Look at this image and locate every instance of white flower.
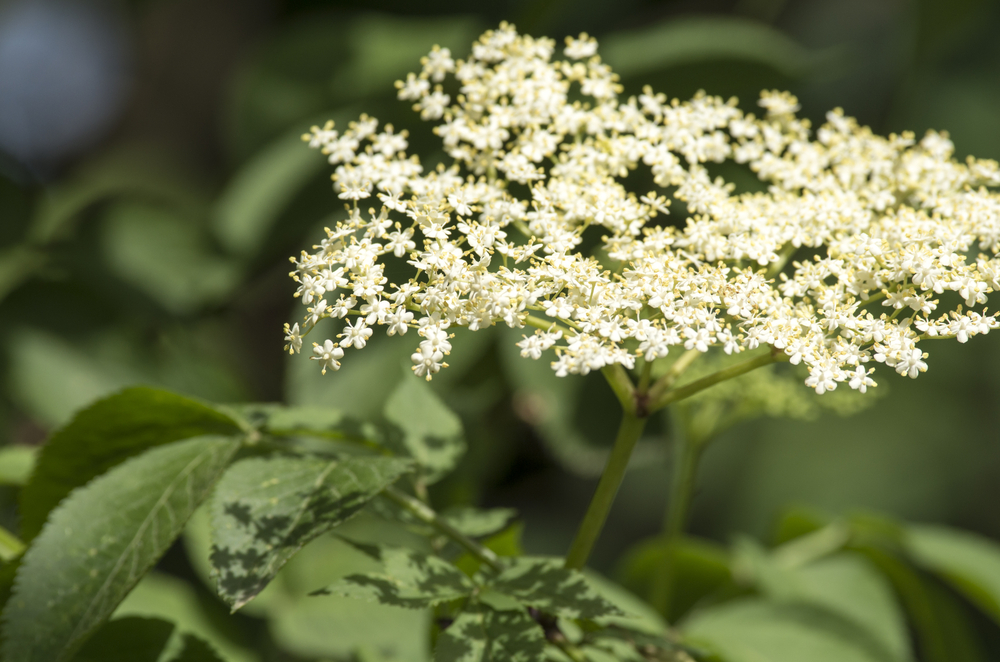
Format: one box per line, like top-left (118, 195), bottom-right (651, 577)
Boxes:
top-left (411, 345), bottom-right (446, 380)
top-left (287, 23), bottom-right (1000, 395)
top-left (311, 340), bottom-right (345, 374)
top-left (564, 33), bottom-right (598, 59)
top-left (283, 323), bottom-right (302, 354)
top-left (339, 317), bottom-right (374, 349)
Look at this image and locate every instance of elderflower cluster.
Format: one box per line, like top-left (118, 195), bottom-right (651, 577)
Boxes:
top-left (284, 23), bottom-right (1000, 394)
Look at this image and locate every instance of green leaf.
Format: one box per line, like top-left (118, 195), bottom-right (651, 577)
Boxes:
top-left (261, 530), bottom-right (430, 661)
top-left (582, 570), bottom-right (668, 636)
top-left (286, 331), bottom-right (415, 417)
top-left (315, 543), bottom-right (476, 608)
top-left (617, 535), bottom-right (732, 623)
top-left (114, 571), bottom-right (258, 662)
top-left (734, 541), bottom-right (910, 662)
top-left (454, 522), bottom-right (525, 578)
top-left (383, 377), bottom-right (466, 483)
top-left (0, 558), bottom-right (20, 614)
top-left (0, 245), bottom-right (46, 304)
top-left (330, 15), bottom-right (482, 101)
top-left (0, 444), bottom-right (37, 486)
top-left (212, 130), bottom-right (326, 256)
top-left (103, 201), bottom-right (241, 314)
top-left (582, 628), bottom-right (680, 662)
top-left (491, 557), bottom-right (623, 620)
top-left (73, 616), bottom-right (225, 662)
top-left (435, 603), bottom-right (544, 662)
top-left (1, 435), bottom-right (240, 662)
top-left (683, 599), bottom-right (893, 662)
top-left (6, 329), bottom-right (139, 429)
top-left (230, 402), bottom-right (385, 443)
top-left (601, 16), bottom-right (841, 79)
top-left (29, 150), bottom-right (206, 245)
top-left (20, 386), bottom-right (242, 541)
top-left (859, 546), bottom-right (986, 662)
top-left (905, 524), bottom-right (1000, 625)
top-left (209, 454), bottom-right (412, 610)
top-left (0, 525), bottom-right (24, 562)
top-left (441, 507), bottom-right (517, 538)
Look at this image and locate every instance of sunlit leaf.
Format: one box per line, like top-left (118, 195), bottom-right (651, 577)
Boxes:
top-left (210, 454), bottom-right (412, 610)
top-left (229, 403), bottom-right (385, 444)
top-left (0, 444), bottom-right (37, 486)
top-left (1, 436), bottom-right (240, 662)
top-left (435, 603), bottom-right (544, 662)
top-left (492, 557), bottom-right (623, 620)
top-left (383, 377), bottom-right (465, 483)
top-left (19, 386), bottom-right (242, 541)
top-left (440, 506), bottom-right (517, 538)
top-left (264, 532), bottom-right (430, 661)
top-left (315, 543), bottom-right (476, 608)
top-left (684, 599), bottom-right (893, 662)
top-left (734, 540), bottom-right (910, 662)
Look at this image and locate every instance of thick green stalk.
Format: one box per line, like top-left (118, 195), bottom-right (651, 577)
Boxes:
top-left (383, 486), bottom-right (502, 572)
top-left (648, 425), bottom-right (704, 617)
top-left (563, 348), bottom-right (784, 572)
top-left (564, 411), bottom-right (647, 570)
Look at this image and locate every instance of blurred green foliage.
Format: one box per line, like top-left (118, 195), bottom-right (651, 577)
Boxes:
top-left (2, 0), bottom-right (1000, 659)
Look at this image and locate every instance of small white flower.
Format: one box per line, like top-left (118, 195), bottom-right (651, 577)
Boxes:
top-left (339, 317), bottom-right (374, 349)
top-left (283, 323), bottom-right (303, 354)
top-left (312, 340), bottom-right (345, 374)
top-left (286, 23), bottom-right (1000, 393)
top-left (564, 33), bottom-right (598, 59)
top-left (411, 345), bottom-right (446, 380)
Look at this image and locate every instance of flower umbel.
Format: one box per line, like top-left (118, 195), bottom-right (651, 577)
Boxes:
top-left (288, 23), bottom-right (1000, 392)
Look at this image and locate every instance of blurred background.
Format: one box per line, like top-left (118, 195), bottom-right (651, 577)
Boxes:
top-left (1, 0), bottom-right (1000, 659)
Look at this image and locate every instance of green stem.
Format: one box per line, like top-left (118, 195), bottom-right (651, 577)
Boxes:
top-left (524, 314), bottom-right (579, 335)
top-left (0, 524), bottom-right (25, 562)
top-left (564, 411), bottom-right (647, 570)
top-left (644, 349), bottom-right (701, 407)
top-left (648, 423), bottom-right (704, 617)
top-left (601, 364), bottom-right (636, 414)
top-left (648, 349), bottom-right (785, 414)
top-left (765, 241), bottom-right (799, 278)
top-left (383, 486), bottom-right (502, 572)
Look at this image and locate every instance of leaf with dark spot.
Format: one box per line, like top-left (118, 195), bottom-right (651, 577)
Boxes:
top-left (1, 436), bottom-right (240, 662)
top-left (383, 378), bottom-right (465, 483)
top-left (491, 557), bottom-right (623, 620)
top-left (20, 387), bottom-right (242, 542)
top-left (435, 603), bottom-right (545, 662)
top-left (314, 543), bottom-right (476, 609)
top-left (209, 454), bottom-right (412, 610)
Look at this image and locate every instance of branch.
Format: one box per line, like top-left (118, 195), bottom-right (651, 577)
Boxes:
top-left (383, 486), bottom-right (503, 572)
